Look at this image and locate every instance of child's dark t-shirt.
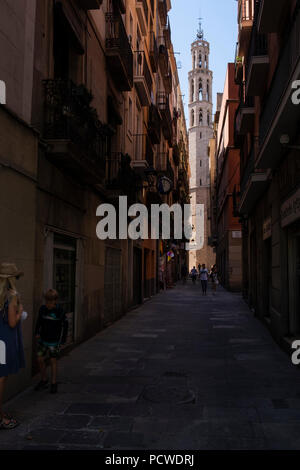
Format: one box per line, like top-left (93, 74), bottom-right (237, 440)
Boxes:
top-left (35, 304), bottom-right (66, 345)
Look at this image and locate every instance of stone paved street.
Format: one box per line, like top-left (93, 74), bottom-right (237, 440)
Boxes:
top-left (2, 282), bottom-right (300, 450)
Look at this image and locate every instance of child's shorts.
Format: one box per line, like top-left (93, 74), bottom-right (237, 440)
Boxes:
top-left (37, 341), bottom-right (60, 359)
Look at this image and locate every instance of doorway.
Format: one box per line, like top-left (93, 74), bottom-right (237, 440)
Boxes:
top-left (53, 233), bottom-right (76, 346)
top-left (288, 232), bottom-right (300, 335)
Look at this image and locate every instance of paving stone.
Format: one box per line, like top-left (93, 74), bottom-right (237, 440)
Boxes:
top-left (103, 432), bottom-right (144, 448)
top-left (64, 403), bottom-right (113, 416)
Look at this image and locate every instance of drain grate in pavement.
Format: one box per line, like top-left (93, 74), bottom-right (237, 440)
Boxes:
top-left (143, 385), bottom-right (195, 404)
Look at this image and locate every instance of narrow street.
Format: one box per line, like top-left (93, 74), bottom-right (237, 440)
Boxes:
top-left (1, 282), bottom-right (300, 450)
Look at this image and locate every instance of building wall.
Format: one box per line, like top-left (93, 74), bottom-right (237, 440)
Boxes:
top-left (215, 64), bottom-right (242, 291)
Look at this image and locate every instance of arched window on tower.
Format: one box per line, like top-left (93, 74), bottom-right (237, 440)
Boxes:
top-left (193, 52), bottom-right (196, 69)
top-left (198, 79), bottom-right (203, 100)
top-left (199, 109), bottom-right (203, 125)
top-left (205, 55), bottom-right (208, 68)
top-left (199, 54), bottom-right (202, 68)
top-left (191, 109), bottom-right (195, 127)
top-left (207, 81), bottom-right (210, 101)
top-left (191, 79), bottom-right (194, 102)
top-left (207, 111), bottom-right (210, 126)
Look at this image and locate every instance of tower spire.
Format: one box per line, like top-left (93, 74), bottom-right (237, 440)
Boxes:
top-left (197, 17), bottom-right (204, 40)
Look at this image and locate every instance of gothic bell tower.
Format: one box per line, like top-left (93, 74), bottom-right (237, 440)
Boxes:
top-left (188, 20), bottom-right (215, 269)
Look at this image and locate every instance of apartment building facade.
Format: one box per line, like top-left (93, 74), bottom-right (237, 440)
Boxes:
top-left (234, 0), bottom-right (300, 348)
top-left (211, 64), bottom-right (242, 291)
top-left (0, 0), bottom-right (189, 399)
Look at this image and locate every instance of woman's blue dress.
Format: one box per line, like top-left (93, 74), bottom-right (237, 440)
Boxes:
top-left (0, 301), bottom-right (25, 377)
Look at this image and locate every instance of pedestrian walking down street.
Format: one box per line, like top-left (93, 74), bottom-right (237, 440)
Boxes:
top-left (0, 263), bottom-right (26, 430)
top-left (211, 264), bottom-right (219, 295)
top-left (35, 289), bottom-right (68, 394)
top-left (200, 264), bottom-right (209, 295)
top-left (190, 266), bottom-right (198, 285)
top-left (181, 263), bottom-right (188, 284)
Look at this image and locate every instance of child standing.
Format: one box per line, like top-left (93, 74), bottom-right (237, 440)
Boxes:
top-left (35, 289), bottom-right (68, 394)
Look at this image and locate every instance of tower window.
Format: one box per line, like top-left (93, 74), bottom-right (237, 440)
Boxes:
top-left (205, 55), bottom-right (208, 68)
top-left (193, 52), bottom-right (196, 69)
top-left (191, 79), bottom-right (194, 102)
top-left (199, 109), bottom-right (203, 125)
top-left (200, 160), bottom-right (202, 167)
top-left (191, 109), bottom-right (195, 127)
top-left (200, 178), bottom-right (202, 186)
top-left (198, 79), bottom-right (203, 100)
top-left (199, 54), bottom-right (202, 68)
top-left (207, 81), bottom-right (210, 101)
top-left (200, 132), bottom-right (202, 139)
top-left (207, 112), bottom-right (210, 126)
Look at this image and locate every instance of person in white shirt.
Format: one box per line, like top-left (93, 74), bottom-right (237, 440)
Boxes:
top-left (200, 264), bottom-right (209, 295)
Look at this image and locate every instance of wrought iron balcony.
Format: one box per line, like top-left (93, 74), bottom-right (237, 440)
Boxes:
top-left (136, 0), bottom-right (148, 36)
top-left (106, 152), bottom-right (140, 203)
top-left (158, 0), bottom-right (168, 26)
top-left (257, 0), bottom-right (286, 33)
top-left (157, 92), bottom-right (173, 145)
top-left (43, 79), bottom-right (107, 183)
top-left (163, 66), bottom-right (172, 94)
top-left (163, 16), bottom-right (171, 48)
top-left (149, 31), bottom-right (159, 72)
top-left (134, 51), bottom-right (152, 106)
top-left (246, 12), bottom-right (269, 97)
top-left (148, 104), bottom-right (161, 144)
top-left (237, 0), bottom-right (254, 57)
top-left (158, 36), bottom-right (169, 77)
top-left (156, 152), bottom-right (168, 172)
top-left (235, 95), bottom-right (255, 135)
top-left (240, 148), bottom-right (269, 214)
top-left (105, 12), bottom-right (133, 91)
top-left (172, 144), bottom-right (180, 166)
top-left (133, 134), bottom-right (153, 167)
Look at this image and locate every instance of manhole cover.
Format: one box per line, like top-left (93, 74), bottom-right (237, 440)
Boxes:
top-left (143, 385), bottom-right (195, 404)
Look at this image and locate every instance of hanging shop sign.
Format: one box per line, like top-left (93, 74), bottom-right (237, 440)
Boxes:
top-left (263, 217), bottom-right (272, 240)
top-left (281, 187), bottom-right (300, 228)
top-left (157, 176), bottom-right (173, 195)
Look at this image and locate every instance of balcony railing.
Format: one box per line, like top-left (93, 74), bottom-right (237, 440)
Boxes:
top-left (235, 95), bottom-right (255, 135)
top-left (240, 147), bottom-right (254, 195)
top-left (157, 92), bottom-right (173, 144)
top-left (136, 0), bottom-right (148, 36)
top-left (163, 16), bottom-right (171, 48)
top-left (106, 152), bottom-right (122, 187)
top-left (148, 104), bottom-right (161, 144)
top-left (158, 0), bottom-right (168, 26)
top-left (134, 51), bottom-right (152, 106)
top-left (105, 12), bottom-right (133, 91)
top-left (238, 0), bottom-right (255, 24)
top-left (133, 134), bottom-right (153, 166)
top-left (158, 36), bottom-right (169, 77)
top-left (149, 31), bottom-right (159, 72)
top-left (245, 18), bottom-right (269, 96)
top-left (43, 79), bottom-right (107, 179)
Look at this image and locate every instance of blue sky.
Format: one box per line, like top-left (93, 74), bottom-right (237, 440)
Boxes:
top-left (169, 0), bottom-right (238, 119)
